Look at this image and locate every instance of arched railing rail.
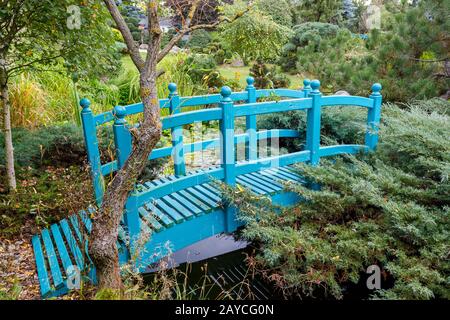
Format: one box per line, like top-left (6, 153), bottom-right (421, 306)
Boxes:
top-left (80, 78), bottom-right (382, 241)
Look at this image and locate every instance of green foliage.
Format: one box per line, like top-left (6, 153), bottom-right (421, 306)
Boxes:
top-left (185, 54), bottom-right (218, 83)
top-left (220, 0), bottom-right (292, 61)
top-left (258, 103), bottom-right (366, 150)
top-left (0, 280), bottom-right (21, 300)
top-left (187, 30), bottom-right (213, 49)
top-left (279, 22), bottom-right (342, 72)
top-left (280, 1), bottom-right (450, 101)
top-left (226, 99), bottom-right (450, 299)
top-left (0, 124), bottom-right (86, 168)
top-left (291, 0), bottom-right (344, 24)
top-left (0, 0), bottom-right (120, 81)
top-left (256, 0), bottom-right (293, 27)
top-left (249, 60), bottom-right (291, 89)
top-left (0, 165), bottom-right (94, 237)
top-left (199, 38), bottom-right (234, 64)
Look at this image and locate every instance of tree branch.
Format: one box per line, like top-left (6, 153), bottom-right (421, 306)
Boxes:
top-left (103, 0), bottom-right (145, 72)
top-left (410, 57), bottom-right (448, 63)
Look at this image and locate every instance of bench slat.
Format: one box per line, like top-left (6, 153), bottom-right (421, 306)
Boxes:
top-left (237, 175), bottom-right (274, 194)
top-left (32, 235), bottom-right (51, 297)
top-left (50, 223), bottom-right (73, 276)
top-left (138, 207), bottom-right (164, 232)
top-left (144, 202), bottom-right (175, 228)
top-left (41, 229), bottom-right (64, 289)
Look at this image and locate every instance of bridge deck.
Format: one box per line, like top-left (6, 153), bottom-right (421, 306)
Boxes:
top-left (32, 165), bottom-right (304, 298)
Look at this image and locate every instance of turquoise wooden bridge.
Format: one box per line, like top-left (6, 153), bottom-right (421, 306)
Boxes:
top-left (32, 78), bottom-right (382, 298)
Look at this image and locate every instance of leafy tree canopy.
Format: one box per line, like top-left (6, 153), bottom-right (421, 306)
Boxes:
top-left (0, 0), bottom-right (120, 82)
top-left (256, 0), bottom-right (293, 27)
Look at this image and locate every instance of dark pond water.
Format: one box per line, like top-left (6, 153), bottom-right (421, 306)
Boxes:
top-left (142, 234), bottom-right (282, 299)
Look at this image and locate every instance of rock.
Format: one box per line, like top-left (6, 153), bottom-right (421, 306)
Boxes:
top-left (334, 90), bottom-right (351, 96)
top-left (170, 45), bottom-right (181, 53)
top-left (231, 58), bottom-right (245, 67)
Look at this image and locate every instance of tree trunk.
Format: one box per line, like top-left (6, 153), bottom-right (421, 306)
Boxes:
top-left (0, 78), bottom-right (16, 192)
top-left (88, 75), bottom-right (162, 292)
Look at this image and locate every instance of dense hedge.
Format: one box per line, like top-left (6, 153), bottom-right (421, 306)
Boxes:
top-left (0, 124), bottom-right (165, 180)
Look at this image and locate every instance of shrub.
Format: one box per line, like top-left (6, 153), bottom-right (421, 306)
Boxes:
top-left (249, 60), bottom-right (292, 89)
top-left (187, 30), bottom-right (212, 49)
top-left (256, 0), bottom-right (293, 27)
top-left (220, 0), bottom-right (292, 61)
top-left (279, 1), bottom-right (450, 101)
top-left (279, 22), bottom-right (342, 72)
top-left (185, 53), bottom-right (218, 84)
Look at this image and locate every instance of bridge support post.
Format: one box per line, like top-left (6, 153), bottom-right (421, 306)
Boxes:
top-left (219, 86), bottom-right (238, 233)
top-left (365, 83), bottom-right (383, 151)
top-left (113, 105), bottom-right (132, 168)
top-left (80, 98), bottom-right (104, 206)
top-left (245, 77), bottom-right (257, 161)
top-left (306, 80), bottom-right (322, 166)
top-left (168, 83), bottom-right (186, 176)
top-left (302, 79), bottom-right (311, 97)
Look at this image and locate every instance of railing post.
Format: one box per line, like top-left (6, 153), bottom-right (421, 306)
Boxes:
top-left (302, 79), bottom-right (311, 97)
top-left (113, 105), bottom-right (132, 169)
top-left (219, 86), bottom-right (237, 232)
top-left (306, 80), bottom-right (322, 166)
top-left (245, 76), bottom-right (257, 161)
top-left (168, 83), bottom-right (186, 175)
top-left (80, 98), bottom-right (104, 206)
top-left (365, 83), bottom-right (383, 151)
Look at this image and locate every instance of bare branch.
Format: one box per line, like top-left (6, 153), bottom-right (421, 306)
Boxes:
top-left (103, 0), bottom-right (144, 72)
top-left (156, 69), bottom-right (166, 78)
top-left (143, 0), bottom-right (163, 75)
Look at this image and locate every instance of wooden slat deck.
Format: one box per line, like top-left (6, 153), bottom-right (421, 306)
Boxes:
top-left (32, 165), bottom-right (302, 298)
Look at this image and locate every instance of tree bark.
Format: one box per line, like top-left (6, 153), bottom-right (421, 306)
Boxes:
top-left (0, 72), bottom-right (16, 192)
top-left (89, 1), bottom-right (163, 292)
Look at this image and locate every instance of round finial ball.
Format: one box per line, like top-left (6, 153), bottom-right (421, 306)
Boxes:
top-left (372, 83), bottom-right (382, 93)
top-left (80, 98), bottom-right (91, 109)
top-left (311, 80), bottom-right (321, 91)
top-left (114, 105), bottom-right (127, 118)
top-left (221, 86), bottom-right (232, 97)
top-left (246, 76), bottom-right (255, 86)
top-left (303, 79), bottom-right (311, 87)
top-left (168, 83), bottom-right (177, 93)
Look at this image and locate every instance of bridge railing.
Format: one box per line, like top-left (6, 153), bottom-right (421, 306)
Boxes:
top-left (80, 78), bottom-right (382, 243)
